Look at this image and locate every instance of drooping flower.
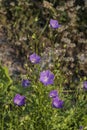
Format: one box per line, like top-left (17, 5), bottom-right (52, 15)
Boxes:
top-left (49, 90), bottom-right (58, 98)
top-left (39, 70), bottom-right (54, 86)
top-left (52, 97), bottom-right (64, 108)
top-left (29, 53), bottom-right (41, 64)
top-left (22, 79), bottom-right (30, 87)
top-left (50, 19), bottom-right (61, 29)
top-left (13, 94), bottom-right (25, 106)
top-left (83, 81), bottom-right (87, 90)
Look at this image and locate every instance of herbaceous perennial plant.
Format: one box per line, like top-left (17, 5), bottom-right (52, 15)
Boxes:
top-left (13, 50), bottom-right (64, 109)
top-left (11, 19), bottom-right (87, 129)
top-left (0, 15), bottom-right (87, 129)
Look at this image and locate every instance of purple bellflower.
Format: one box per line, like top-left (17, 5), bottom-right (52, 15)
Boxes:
top-left (39, 70), bottom-right (54, 86)
top-left (50, 19), bottom-right (61, 29)
top-left (29, 53), bottom-right (41, 64)
top-left (14, 94), bottom-right (25, 106)
top-left (22, 79), bottom-right (30, 87)
top-left (52, 97), bottom-right (64, 108)
top-left (49, 90), bottom-right (58, 98)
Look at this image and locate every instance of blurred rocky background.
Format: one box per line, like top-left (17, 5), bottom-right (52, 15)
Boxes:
top-left (0, 0), bottom-right (87, 82)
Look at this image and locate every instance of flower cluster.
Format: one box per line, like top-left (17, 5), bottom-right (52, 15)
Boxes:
top-left (13, 19), bottom-right (86, 109)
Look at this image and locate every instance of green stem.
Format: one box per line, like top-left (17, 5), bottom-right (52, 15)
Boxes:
top-left (35, 21), bottom-right (48, 54)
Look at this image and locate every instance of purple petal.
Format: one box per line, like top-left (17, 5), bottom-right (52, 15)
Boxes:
top-left (49, 90), bottom-right (58, 98)
top-left (50, 19), bottom-right (61, 29)
top-left (52, 97), bottom-right (64, 108)
top-left (39, 70), bottom-right (54, 86)
top-left (13, 94), bottom-right (25, 106)
top-left (29, 53), bottom-right (41, 64)
top-left (22, 79), bottom-right (30, 87)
